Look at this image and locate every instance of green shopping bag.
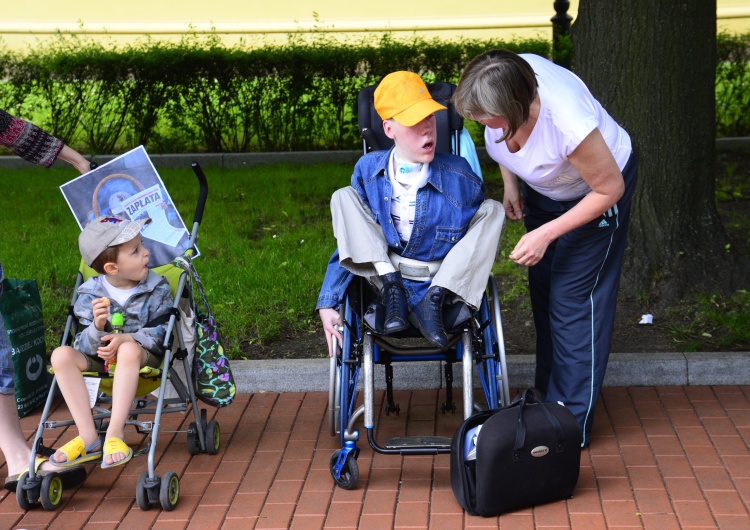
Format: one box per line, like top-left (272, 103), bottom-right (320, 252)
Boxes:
top-left (0, 278), bottom-right (49, 418)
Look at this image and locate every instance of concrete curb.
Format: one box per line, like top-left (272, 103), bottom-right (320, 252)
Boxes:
top-left (231, 351), bottom-right (750, 394)
top-left (1, 138), bottom-right (748, 170)
top-left (0, 150), bottom-right (364, 170)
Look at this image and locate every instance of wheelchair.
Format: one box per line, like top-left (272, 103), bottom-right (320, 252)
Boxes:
top-left (327, 80), bottom-right (510, 490)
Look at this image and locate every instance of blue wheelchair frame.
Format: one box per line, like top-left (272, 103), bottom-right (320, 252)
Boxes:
top-left (328, 275), bottom-right (510, 489)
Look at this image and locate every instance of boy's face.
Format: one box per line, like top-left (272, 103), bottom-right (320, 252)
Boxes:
top-left (383, 114), bottom-right (437, 165)
top-left (109, 235), bottom-right (150, 286)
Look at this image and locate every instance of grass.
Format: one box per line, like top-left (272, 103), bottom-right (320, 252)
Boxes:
top-left (0, 163), bottom-right (348, 358)
top-left (669, 290), bottom-right (750, 351)
top-left (0, 162), bottom-right (525, 359)
top-left (665, 148), bottom-right (750, 351)
top-left (3, 152), bottom-right (747, 360)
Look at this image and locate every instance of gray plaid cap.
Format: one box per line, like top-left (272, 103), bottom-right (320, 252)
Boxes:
top-left (78, 215), bottom-right (151, 267)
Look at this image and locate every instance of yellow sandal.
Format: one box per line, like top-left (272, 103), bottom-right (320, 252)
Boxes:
top-left (52, 436), bottom-right (103, 467)
top-left (101, 437), bottom-right (133, 469)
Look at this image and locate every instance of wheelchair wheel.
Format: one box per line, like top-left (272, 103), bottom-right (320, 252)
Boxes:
top-left (40, 473), bottom-right (64, 511)
top-left (159, 471), bottom-right (180, 511)
top-left (186, 421), bottom-right (200, 455)
top-left (329, 450), bottom-right (359, 490)
top-left (206, 420), bottom-right (220, 455)
top-left (135, 471), bottom-right (153, 510)
top-left (486, 277), bottom-right (510, 407)
top-left (337, 299), bottom-right (361, 447)
top-left (16, 472), bottom-right (36, 510)
top-left (328, 351), bottom-right (341, 437)
top-left (475, 277), bottom-right (510, 409)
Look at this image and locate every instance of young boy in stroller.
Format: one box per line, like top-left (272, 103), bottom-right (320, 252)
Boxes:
top-left (49, 215), bottom-right (173, 469)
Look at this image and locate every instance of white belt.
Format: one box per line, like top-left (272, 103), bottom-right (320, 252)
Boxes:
top-left (389, 251), bottom-right (442, 282)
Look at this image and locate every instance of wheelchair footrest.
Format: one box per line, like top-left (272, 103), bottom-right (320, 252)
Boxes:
top-left (384, 436), bottom-right (451, 449)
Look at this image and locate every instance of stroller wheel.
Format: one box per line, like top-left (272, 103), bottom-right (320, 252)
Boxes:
top-left (40, 473), bottom-right (64, 510)
top-left (206, 420), bottom-right (220, 455)
top-left (186, 422), bottom-right (200, 455)
top-left (16, 472), bottom-right (37, 510)
top-left (135, 471), bottom-right (153, 510)
top-left (159, 471), bottom-right (180, 511)
top-left (329, 450), bottom-right (359, 490)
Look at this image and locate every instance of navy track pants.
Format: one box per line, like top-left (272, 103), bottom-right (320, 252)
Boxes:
top-left (523, 151), bottom-right (638, 446)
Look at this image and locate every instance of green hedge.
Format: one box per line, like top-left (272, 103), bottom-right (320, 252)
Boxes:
top-left (716, 31), bottom-right (750, 138)
top-left (0, 33), bottom-right (549, 154)
top-left (0, 30), bottom-right (748, 155)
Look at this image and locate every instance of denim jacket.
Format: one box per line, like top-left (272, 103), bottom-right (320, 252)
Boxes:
top-left (317, 148), bottom-right (484, 310)
top-left (74, 270), bottom-right (174, 357)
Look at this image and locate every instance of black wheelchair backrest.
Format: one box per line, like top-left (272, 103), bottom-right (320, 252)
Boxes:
top-left (357, 81), bottom-right (464, 155)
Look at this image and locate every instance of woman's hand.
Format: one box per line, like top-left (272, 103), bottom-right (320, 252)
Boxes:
top-left (509, 228), bottom-right (553, 267)
top-left (503, 189), bottom-right (525, 221)
top-left (509, 129), bottom-right (625, 267)
top-left (319, 307), bottom-right (343, 357)
top-left (500, 165), bottom-right (525, 220)
top-left (57, 145), bottom-right (92, 174)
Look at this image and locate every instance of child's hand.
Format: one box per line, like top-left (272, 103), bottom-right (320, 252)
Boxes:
top-left (92, 297), bottom-right (111, 331)
top-left (97, 333), bottom-right (133, 360)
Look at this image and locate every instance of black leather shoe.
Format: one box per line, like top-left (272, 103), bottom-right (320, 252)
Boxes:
top-left (409, 286), bottom-right (449, 349)
top-left (380, 272), bottom-right (409, 334)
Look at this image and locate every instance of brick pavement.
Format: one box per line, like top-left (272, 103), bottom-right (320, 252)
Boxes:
top-left (1, 385), bottom-right (749, 529)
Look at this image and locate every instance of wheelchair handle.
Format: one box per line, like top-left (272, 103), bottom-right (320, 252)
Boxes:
top-left (361, 128), bottom-right (385, 152)
top-left (190, 162), bottom-right (209, 225)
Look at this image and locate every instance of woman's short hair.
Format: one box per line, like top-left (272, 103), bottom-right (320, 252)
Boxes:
top-left (453, 49), bottom-right (538, 142)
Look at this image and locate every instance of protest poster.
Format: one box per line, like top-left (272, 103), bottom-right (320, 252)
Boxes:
top-left (60, 146), bottom-right (195, 267)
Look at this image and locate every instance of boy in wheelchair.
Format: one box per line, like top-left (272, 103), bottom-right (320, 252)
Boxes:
top-left (318, 71), bottom-right (505, 353)
top-left (49, 216), bottom-right (173, 469)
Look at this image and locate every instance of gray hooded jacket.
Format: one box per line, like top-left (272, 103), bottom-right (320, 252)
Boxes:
top-left (73, 270), bottom-right (173, 357)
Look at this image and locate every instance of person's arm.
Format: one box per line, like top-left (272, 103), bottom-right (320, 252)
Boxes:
top-left (500, 164), bottom-right (525, 221)
top-left (1, 110), bottom-right (90, 174)
top-left (73, 292), bottom-right (108, 356)
top-left (508, 128), bottom-right (625, 267)
top-left (56, 144), bottom-right (91, 174)
top-left (350, 159), bottom-right (379, 219)
top-left (317, 249), bottom-right (352, 357)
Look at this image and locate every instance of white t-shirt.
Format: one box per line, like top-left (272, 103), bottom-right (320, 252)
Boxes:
top-left (101, 276), bottom-right (138, 307)
top-left (484, 54), bottom-right (632, 201)
top-left (387, 150), bottom-right (430, 243)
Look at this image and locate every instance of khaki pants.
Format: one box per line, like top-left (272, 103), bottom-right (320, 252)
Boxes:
top-left (331, 186), bottom-right (505, 308)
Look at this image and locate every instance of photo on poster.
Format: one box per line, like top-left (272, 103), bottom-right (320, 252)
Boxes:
top-left (60, 146), bottom-right (195, 267)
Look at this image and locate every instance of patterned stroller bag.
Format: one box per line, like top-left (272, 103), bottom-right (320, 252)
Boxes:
top-left (174, 255), bottom-right (236, 408)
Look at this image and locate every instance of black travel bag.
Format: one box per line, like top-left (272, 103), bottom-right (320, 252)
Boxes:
top-left (450, 389), bottom-right (582, 516)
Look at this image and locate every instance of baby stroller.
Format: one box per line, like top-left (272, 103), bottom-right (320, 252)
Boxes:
top-left (327, 82), bottom-right (510, 489)
top-left (16, 163), bottom-right (220, 511)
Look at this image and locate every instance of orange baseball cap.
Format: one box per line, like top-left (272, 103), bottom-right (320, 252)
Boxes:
top-left (374, 71), bottom-right (446, 127)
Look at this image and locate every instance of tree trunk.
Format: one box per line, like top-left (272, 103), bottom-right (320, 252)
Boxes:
top-left (571, 0), bottom-right (745, 303)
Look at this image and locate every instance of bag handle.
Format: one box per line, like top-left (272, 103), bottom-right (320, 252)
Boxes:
top-left (173, 255), bottom-right (212, 317)
top-left (513, 389), bottom-right (567, 461)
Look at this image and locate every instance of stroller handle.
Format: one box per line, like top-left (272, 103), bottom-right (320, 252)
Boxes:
top-left (190, 162), bottom-right (209, 225)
